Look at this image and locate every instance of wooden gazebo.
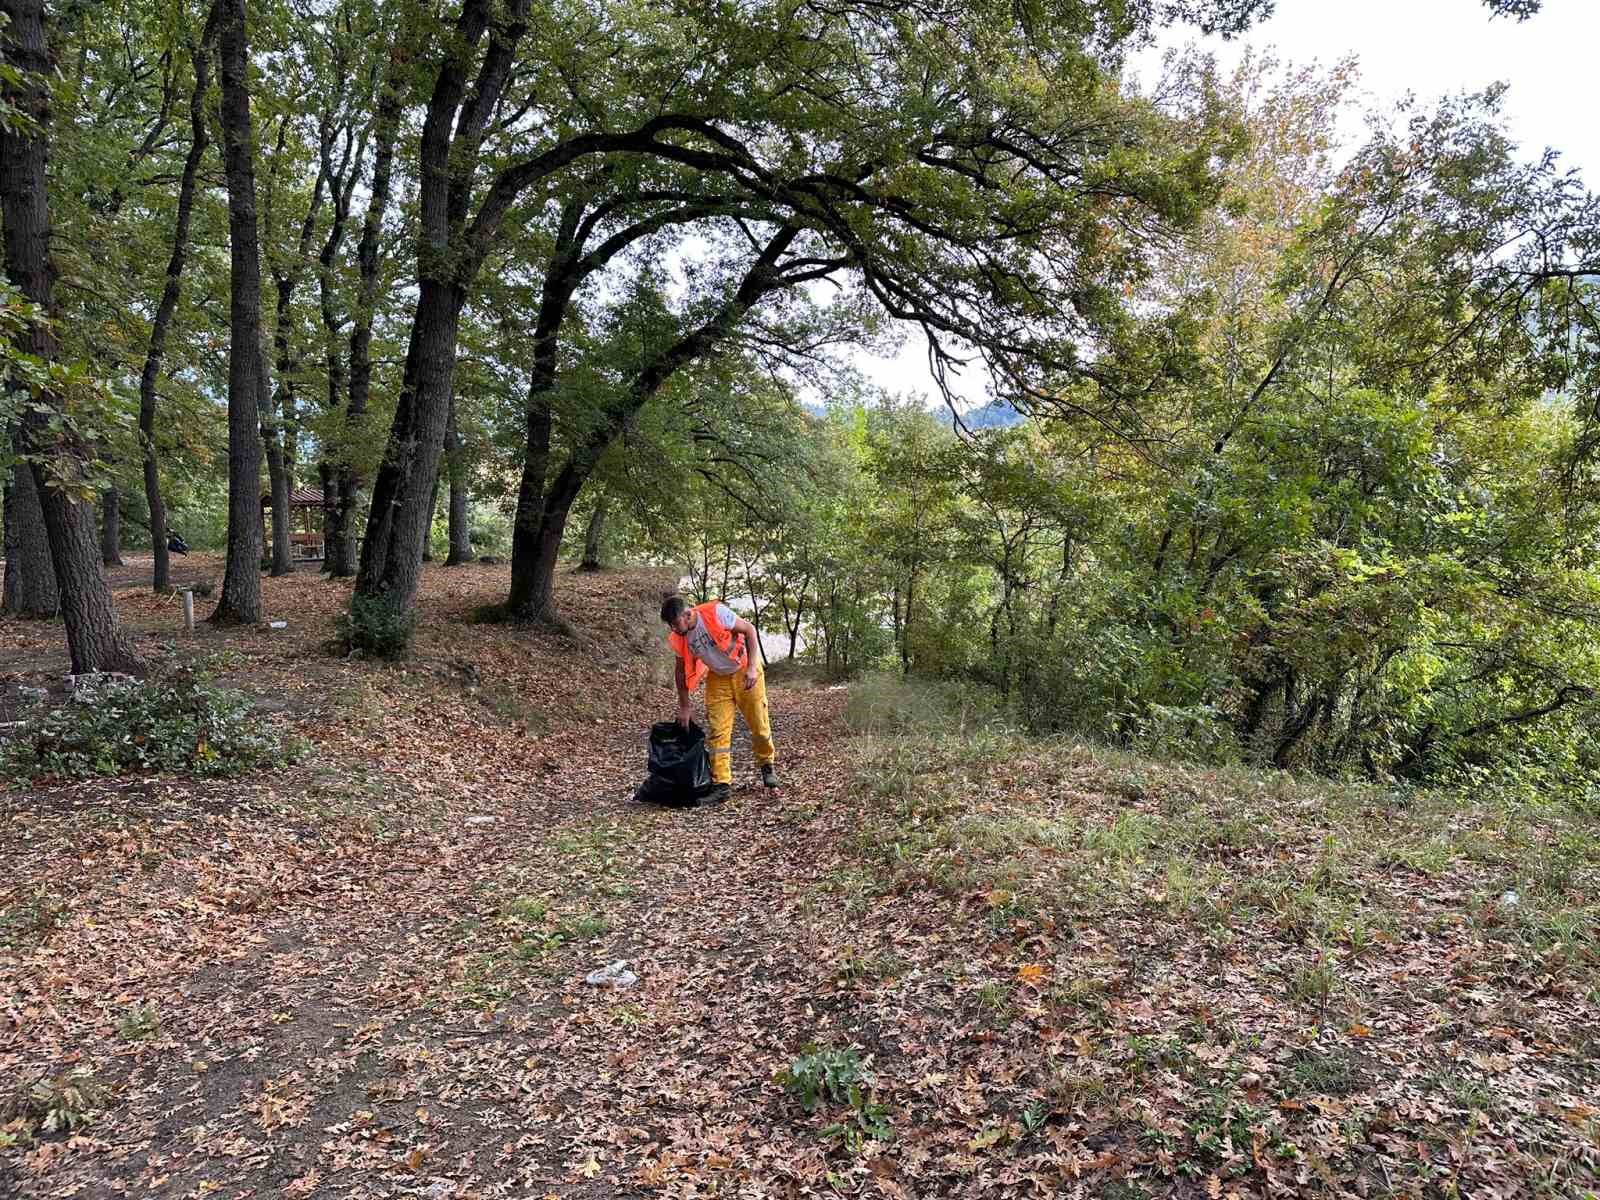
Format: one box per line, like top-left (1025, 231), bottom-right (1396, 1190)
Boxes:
top-left (261, 486), bottom-right (328, 561)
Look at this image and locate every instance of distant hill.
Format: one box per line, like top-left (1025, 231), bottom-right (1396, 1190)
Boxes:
top-left (798, 398), bottom-right (1024, 429)
top-left (960, 400), bottom-right (1023, 429)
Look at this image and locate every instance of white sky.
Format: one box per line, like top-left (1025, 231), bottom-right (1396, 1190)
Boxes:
top-left (854, 0), bottom-right (1597, 411)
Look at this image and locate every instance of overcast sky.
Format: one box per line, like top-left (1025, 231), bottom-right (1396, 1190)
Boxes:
top-left (853, 0), bottom-right (1596, 411)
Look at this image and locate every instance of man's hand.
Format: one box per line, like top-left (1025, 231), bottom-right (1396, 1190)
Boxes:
top-left (743, 664), bottom-right (758, 691)
top-left (677, 698), bottom-right (693, 729)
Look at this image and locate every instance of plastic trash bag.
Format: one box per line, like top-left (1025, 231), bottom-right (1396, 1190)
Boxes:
top-left (633, 719), bottom-right (713, 807)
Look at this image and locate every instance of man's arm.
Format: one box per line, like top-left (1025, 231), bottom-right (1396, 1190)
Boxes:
top-left (675, 656), bottom-right (693, 726)
top-left (732, 618), bottom-right (760, 684)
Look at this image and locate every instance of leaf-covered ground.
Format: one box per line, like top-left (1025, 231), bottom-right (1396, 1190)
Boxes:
top-left (2, 560), bottom-right (1597, 1198)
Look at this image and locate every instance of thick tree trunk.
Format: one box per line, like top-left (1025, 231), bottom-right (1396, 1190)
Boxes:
top-left (353, 0), bottom-right (533, 610)
top-left (508, 462), bottom-right (586, 622)
top-left (100, 485), bottom-right (123, 566)
top-left (356, 279), bottom-right (462, 601)
top-left (3, 442), bottom-right (60, 617)
top-left (3, 456), bottom-right (60, 617)
top-left (139, 21), bottom-right (212, 596)
top-left (209, 0), bottom-right (267, 624)
top-left (0, 0), bottom-right (142, 673)
top-left (578, 489), bottom-right (607, 571)
top-left (506, 382), bottom-right (555, 613)
top-left (444, 396), bottom-right (472, 565)
top-left (328, 479), bottom-right (358, 576)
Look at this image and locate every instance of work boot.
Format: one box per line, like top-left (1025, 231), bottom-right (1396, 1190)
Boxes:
top-left (701, 783), bottom-right (732, 806)
top-left (760, 764), bottom-right (779, 789)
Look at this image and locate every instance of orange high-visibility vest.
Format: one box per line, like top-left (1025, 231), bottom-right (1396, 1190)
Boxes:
top-left (669, 601), bottom-right (748, 690)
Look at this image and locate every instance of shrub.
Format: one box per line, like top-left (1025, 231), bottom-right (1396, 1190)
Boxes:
top-left (1, 674), bottom-right (301, 783)
top-left (779, 1044), bottom-right (871, 1113)
top-left (337, 593), bottom-right (418, 659)
top-left (116, 1003), bottom-right (161, 1041)
top-left (778, 1044), bottom-right (893, 1150)
top-left (5, 1069), bottom-right (108, 1139)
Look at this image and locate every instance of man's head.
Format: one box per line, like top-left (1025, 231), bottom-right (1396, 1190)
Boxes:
top-left (660, 594), bottom-right (697, 635)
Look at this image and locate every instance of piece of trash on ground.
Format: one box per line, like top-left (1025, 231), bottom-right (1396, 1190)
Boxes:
top-left (584, 960), bottom-right (639, 988)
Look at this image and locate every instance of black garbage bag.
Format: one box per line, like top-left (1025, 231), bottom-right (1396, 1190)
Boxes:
top-left (633, 719), bottom-right (714, 807)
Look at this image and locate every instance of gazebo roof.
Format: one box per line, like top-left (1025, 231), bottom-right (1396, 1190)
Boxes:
top-left (261, 487), bottom-right (326, 509)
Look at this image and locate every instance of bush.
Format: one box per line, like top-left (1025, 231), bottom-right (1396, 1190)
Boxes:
top-left (0, 674), bottom-right (301, 783)
top-left (778, 1044), bottom-right (893, 1150)
top-left (337, 593), bottom-right (417, 659)
top-left (4, 1069), bottom-right (108, 1140)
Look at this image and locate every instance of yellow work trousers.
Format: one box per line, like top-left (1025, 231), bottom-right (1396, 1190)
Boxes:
top-left (703, 665), bottom-right (776, 785)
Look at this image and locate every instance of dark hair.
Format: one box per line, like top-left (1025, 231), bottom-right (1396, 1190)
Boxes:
top-left (660, 594), bottom-right (689, 623)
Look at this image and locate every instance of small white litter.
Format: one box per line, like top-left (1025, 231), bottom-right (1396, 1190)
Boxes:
top-left (584, 959), bottom-right (639, 988)
top-left (268, 620), bottom-right (288, 629)
top-left (465, 815), bottom-right (496, 826)
top-left (1499, 890), bottom-right (1521, 908)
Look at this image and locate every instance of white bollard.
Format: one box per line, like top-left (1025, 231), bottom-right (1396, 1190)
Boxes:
top-left (182, 589), bottom-right (194, 632)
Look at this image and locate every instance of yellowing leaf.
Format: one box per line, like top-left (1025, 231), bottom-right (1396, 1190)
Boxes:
top-left (1017, 962), bottom-right (1047, 984)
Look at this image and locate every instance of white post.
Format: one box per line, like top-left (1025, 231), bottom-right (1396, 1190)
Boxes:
top-left (182, 589), bottom-right (194, 633)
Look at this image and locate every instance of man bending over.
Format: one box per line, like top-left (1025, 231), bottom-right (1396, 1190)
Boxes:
top-left (661, 593), bottom-right (778, 804)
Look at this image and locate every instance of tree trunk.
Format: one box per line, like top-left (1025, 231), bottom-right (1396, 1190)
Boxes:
top-left (314, 115), bottom-right (356, 577)
top-left (354, 0), bottom-right (532, 610)
top-left (741, 551), bottom-right (768, 667)
top-left (263, 388), bottom-right (294, 575)
top-left (355, 279), bottom-right (461, 601)
top-left (140, 22), bottom-right (212, 596)
top-left (504, 215), bottom-right (569, 615)
top-left (332, 33), bottom-right (404, 579)
top-left (508, 461), bottom-right (587, 622)
top-left (447, 474), bottom-right (472, 564)
top-left (444, 395), bottom-right (473, 565)
top-left (3, 451), bottom-right (60, 617)
top-left (209, 0), bottom-right (267, 624)
top-left (783, 578), bottom-right (808, 660)
top-left (263, 101), bottom-right (328, 580)
top-left (318, 460), bottom-right (338, 570)
top-left (422, 463), bottom-right (440, 563)
top-left (100, 485), bottom-right (123, 566)
top-left (578, 489), bottom-right (607, 571)
top-left (901, 569), bottom-right (914, 674)
top-left (0, 0), bottom-right (142, 673)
